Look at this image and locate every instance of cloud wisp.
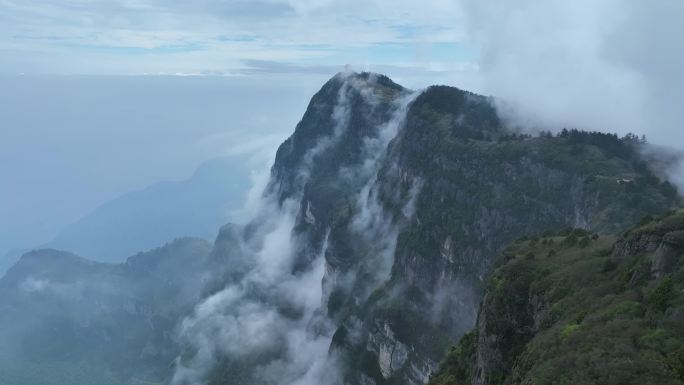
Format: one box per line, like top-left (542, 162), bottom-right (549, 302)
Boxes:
top-left (457, 0), bottom-right (684, 150)
top-left (171, 193), bottom-right (339, 385)
top-left (170, 73), bottom-right (422, 385)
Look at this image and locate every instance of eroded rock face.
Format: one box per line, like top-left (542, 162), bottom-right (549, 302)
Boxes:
top-left (611, 221), bottom-right (684, 280)
top-left (613, 233), bottom-right (662, 259)
top-left (329, 84), bottom-right (677, 384)
top-left (194, 72), bottom-right (678, 385)
top-left (428, 211), bottom-right (684, 385)
top-left (367, 323), bottom-right (410, 378)
top-left (651, 230), bottom-right (684, 279)
top-left (470, 259), bottom-right (548, 385)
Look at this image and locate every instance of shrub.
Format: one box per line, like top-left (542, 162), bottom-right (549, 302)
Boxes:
top-left (573, 311), bottom-right (588, 324)
top-left (639, 328), bottom-right (671, 352)
top-left (562, 234), bottom-right (578, 247)
top-left (559, 228), bottom-right (573, 236)
top-left (561, 324), bottom-right (580, 341)
top-left (666, 347), bottom-right (684, 381)
top-left (649, 276), bottom-right (675, 312)
top-left (601, 258), bottom-right (618, 273)
top-left (638, 215), bottom-right (655, 226)
top-left (579, 236), bottom-right (591, 248)
top-left (605, 300), bottom-right (643, 319)
top-left (515, 235), bottom-right (529, 244)
top-left (572, 228), bottom-right (590, 237)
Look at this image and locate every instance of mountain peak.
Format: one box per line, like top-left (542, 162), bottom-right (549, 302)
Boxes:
top-left (268, 71), bottom-right (414, 202)
top-left (16, 248), bottom-right (91, 265)
top-left (331, 70), bottom-right (405, 91)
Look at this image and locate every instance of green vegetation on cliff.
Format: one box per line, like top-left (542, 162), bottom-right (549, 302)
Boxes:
top-left (306, 75), bottom-right (680, 385)
top-left (429, 210), bottom-right (684, 385)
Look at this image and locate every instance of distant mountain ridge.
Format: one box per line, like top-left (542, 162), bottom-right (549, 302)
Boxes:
top-left (0, 248), bottom-right (27, 279)
top-left (0, 231), bottom-right (242, 385)
top-left (45, 156), bottom-right (251, 263)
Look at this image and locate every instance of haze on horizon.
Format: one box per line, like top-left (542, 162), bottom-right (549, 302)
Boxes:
top-left (1, 0), bottom-right (683, 262)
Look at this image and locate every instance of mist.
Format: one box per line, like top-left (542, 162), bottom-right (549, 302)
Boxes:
top-left (170, 73), bottom-right (421, 385)
top-left (1, 1), bottom-right (683, 385)
top-left (456, 0), bottom-right (684, 148)
top-left (5, 1), bottom-right (682, 261)
top-left (0, 74), bottom-right (322, 264)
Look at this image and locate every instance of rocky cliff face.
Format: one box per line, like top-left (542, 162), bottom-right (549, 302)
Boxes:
top-left (328, 79), bottom-right (678, 385)
top-left (429, 210), bottom-right (684, 385)
top-left (172, 72), bottom-right (679, 385)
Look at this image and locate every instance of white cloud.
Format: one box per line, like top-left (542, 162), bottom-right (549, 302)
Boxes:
top-left (20, 276), bottom-right (84, 299)
top-left (455, 0), bottom-right (684, 149)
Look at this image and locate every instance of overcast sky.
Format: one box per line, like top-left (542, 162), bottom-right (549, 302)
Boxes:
top-left (0, 0), bottom-right (475, 77)
top-left (0, 0), bottom-right (682, 256)
top-left (0, 75), bottom-right (321, 257)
